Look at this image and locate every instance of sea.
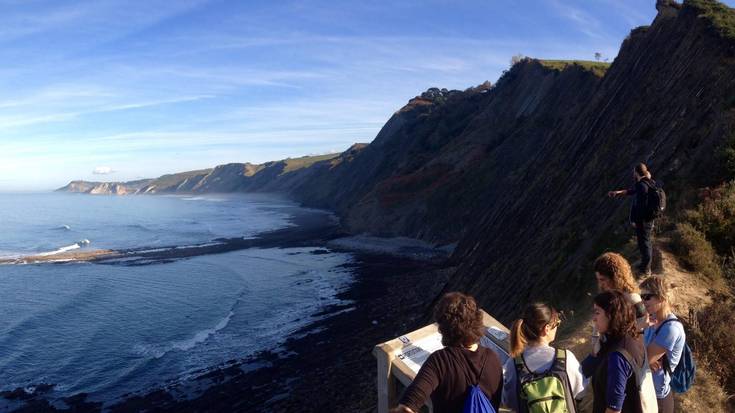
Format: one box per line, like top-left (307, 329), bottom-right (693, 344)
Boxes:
top-left (0, 193), bottom-right (354, 410)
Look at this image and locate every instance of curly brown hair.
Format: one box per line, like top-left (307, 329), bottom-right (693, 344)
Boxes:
top-left (594, 252), bottom-right (638, 293)
top-left (434, 292), bottom-right (485, 347)
top-left (594, 290), bottom-right (638, 340)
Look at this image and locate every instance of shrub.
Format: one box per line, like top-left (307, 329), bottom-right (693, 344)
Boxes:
top-left (721, 136), bottom-right (735, 180)
top-left (722, 249), bottom-right (735, 282)
top-left (670, 223), bottom-right (722, 279)
top-left (687, 0), bottom-right (735, 40)
top-left (682, 181), bottom-right (735, 254)
top-left (688, 300), bottom-right (735, 396)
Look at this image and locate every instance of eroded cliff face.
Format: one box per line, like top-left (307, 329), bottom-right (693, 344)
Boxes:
top-left (447, 1), bottom-right (735, 320)
top-left (283, 0), bottom-right (735, 319)
top-left (58, 1), bottom-right (735, 317)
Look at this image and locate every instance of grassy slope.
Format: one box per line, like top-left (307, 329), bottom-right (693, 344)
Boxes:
top-left (148, 169), bottom-right (213, 187)
top-left (537, 59), bottom-right (612, 77)
top-left (688, 0), bottom-right (735, 39)
top-left (282, 153), bottom-right (340, 174)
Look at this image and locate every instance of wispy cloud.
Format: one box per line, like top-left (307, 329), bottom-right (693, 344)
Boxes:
top-left (0, 0), bottom-right (675, 190)
top-left (548, 0), bottom-right (611, 40)
top-left (93, 166), bottom-right (115, 175)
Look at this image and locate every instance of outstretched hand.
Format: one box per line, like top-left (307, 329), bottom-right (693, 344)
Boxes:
top-left (390, 405), bottom-right (416, 413)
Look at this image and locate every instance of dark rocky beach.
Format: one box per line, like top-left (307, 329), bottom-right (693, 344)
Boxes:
top-left (2, 209), bottom-right (450, 412)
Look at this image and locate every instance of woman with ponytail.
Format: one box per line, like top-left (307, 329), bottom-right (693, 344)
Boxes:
top-left (502, 303), bottom-right (585, 412)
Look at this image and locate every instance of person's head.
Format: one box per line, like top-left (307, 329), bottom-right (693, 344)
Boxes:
top-left (634, 163), bottom-right (651, 181)
top-left (592, 290), bottom-right (637, 340)
top-left (639, 275), bottom-right (671, 316)
top-left (434, 292), bottom-right (485, 348)
top-left (510, 302), bottom-right (561, 357)
top-left (593, 252), bottom-right (638, 293)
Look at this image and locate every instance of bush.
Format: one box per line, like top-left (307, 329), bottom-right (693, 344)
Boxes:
top-left (722, 249), bottom-right (735, 282)
top-left (682, 181), bottom-right (735, 254)
top-left (723, 141), bottom-right (735, 179)
top-left (688, 300), bottom-right (735, 396)
top-left (670, 223), bottom-right (723, 279)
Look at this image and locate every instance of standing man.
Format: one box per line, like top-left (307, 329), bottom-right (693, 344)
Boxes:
top-left (608, 163), bottom-right (656, 276)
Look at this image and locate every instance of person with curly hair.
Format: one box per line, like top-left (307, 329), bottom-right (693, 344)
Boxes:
top-left (390, 292), bottom-right (503, 413)
top-left (593, 252), bottom-right (648, 333)
top-left (502, 302), bottom-right (584, 412)
top-left (581, 291), bottom-right (649, 413)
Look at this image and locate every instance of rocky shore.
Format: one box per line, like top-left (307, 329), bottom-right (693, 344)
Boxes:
top-left (1, 209), bottom-right (451, 412)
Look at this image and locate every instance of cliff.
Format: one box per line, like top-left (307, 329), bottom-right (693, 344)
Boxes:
top-left (57, 154), bottom-right (338, 195)
top-left (448, 0), bottom-right (735, 318)
top-left (59, 1), bottom-right (735, 318)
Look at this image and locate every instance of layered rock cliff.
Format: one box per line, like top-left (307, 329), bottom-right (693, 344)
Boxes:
top-left (448, 0), bottom-right (735, 318)
top-left (59, 0), bottom-right (735, 318)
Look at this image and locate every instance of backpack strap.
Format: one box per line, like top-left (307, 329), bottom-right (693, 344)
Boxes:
top-left (549, 347), bottom-right (567, 372)
top-left (474, 350), bottom-right (488, 386)
top-left (653, 317), bottom-right (682, 375)
top-left (514, 354), bottom-right (531, 376)
top-left (654, 317), bottom-right (681, 335)
top-left (642, 178), bottom-right (657, 189)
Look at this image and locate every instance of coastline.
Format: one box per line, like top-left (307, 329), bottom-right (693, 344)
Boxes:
top-left (106, 254), bottom-right (449, 413)
top-left (2, 205), bottom-right (450, 412)
top-left (0, 206), bottom-right (345, 266)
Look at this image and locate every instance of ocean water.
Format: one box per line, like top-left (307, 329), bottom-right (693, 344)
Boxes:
top-left (0, 193), bottom-right (353, 408)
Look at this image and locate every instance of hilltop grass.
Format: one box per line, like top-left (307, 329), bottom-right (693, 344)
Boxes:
top-left (150, 169), bottom-right (213, 187)
top-left (282, 153), bottom-right (340, 173)
top-left (537, 60), bottom-right (611, 77)
top-left (687, 0), bottom-right (735, 39)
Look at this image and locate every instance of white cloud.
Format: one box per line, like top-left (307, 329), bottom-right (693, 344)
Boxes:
top-left (93, 166), bottom-right (115, 175)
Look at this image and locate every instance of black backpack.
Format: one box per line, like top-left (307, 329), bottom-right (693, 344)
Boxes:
top-left (643, 179), bottom-right (666, 220)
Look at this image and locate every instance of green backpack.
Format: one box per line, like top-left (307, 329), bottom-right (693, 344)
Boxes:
top-left (514, 348), bottom-right (576, 413)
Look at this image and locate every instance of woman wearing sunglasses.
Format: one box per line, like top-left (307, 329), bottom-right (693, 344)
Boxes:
top-left (640, 276), bottom-right (685, 413)
top-left (502, 302), bottom-right (585, 412)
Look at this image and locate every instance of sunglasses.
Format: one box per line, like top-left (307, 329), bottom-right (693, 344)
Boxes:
top-left (641, 293), bottom-right (657, 301)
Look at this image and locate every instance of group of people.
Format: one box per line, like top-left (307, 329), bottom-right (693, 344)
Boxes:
top-left (390, 253), bottom-right (685, 413)
top-left (390, 165), bottom-right (686, 413)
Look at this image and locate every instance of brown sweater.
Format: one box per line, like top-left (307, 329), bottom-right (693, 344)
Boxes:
top-left (399, 346), bottom-right (503, 413)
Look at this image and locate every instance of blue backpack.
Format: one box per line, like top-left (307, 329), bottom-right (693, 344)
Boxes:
top-left (463, 385), bottom-right (496, 413)
top-left (656, 318), bottom-right (696, 393)
top-left (462, 353), bottom-right (497, 413)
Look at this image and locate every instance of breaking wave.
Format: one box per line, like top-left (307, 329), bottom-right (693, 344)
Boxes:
top-left (36, 240), bottom-right (90, 257)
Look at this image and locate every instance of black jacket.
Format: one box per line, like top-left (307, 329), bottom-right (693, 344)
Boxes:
top-left (627, 178), bottom-right (654, 223)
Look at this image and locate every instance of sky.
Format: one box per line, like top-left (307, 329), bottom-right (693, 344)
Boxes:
top-left (1, 0), bottom-right (733, 191)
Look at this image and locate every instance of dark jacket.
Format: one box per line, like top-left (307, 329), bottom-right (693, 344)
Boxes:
top-left (588, 335), bottom-right (645, 413)
top-left (627, 178), bottom-right (655, 224)
top-left (399, 346), bottom-right (503, 413)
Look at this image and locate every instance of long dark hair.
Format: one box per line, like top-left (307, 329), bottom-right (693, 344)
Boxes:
top-left (594, 290), bottom-right (638, 340)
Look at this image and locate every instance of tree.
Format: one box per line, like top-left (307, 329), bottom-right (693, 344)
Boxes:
top-left (594, 52), bottom-right (602, 61)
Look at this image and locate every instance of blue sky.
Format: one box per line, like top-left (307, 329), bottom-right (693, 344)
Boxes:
top-left (0, 0), bottom-right (732, 191)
